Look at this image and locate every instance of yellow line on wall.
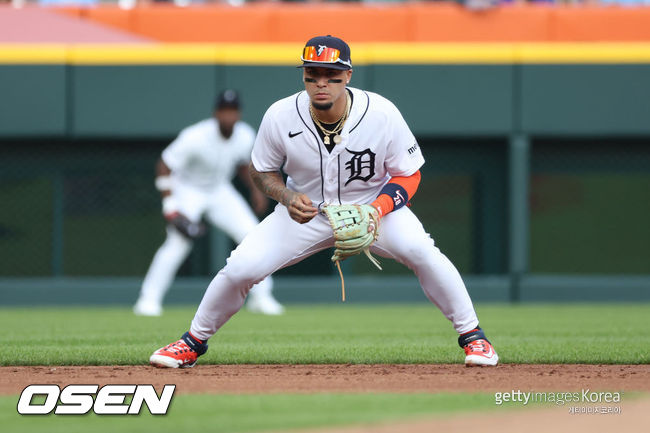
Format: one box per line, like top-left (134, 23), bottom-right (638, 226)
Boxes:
top-left (516, 43), bottom-right (650, 63)
top-left (352, 43), bottom-right (519, 64)
top-left (2, 43), bottom-right (650, 65)
top-left (68, 44), bottom-right (221, 64)
top-left (0, 44), bottom-right (68, 64)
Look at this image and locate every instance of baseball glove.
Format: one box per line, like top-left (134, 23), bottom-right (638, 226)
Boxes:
top-left (167, 213), bottom-right (206, 239)
top-left (322, 204), bottom-right (382, 270)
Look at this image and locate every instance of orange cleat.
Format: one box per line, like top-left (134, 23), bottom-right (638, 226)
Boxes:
top-left (458, 327), bottom-right (499, 367)
top-left (149, 332), bottom-right (208, 368)
top-left (463, 339), bottom-right (499, 367)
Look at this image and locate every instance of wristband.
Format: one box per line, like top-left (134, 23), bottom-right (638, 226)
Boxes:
top-left (155, 176), bottom-right (172, 191)
top-left (378, 183), bottom-right (409, 211)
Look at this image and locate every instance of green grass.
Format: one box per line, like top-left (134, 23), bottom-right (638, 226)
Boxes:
top-left (1, 304), bottom-right (647, 433)
top-left (0, 392), bottom-right (497, 433)
top-left (1, 303), bottom-right (649, 365)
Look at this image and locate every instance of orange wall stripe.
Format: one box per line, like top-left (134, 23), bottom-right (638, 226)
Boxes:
top-left (49, 4), bottom-right (650, 43)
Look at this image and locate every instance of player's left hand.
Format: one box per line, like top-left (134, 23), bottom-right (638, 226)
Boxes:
top-left (367, 206), bottom-right (379, 233)
top-left (323, 204), bottom-right (382, 270)
top-left (166, 212), bottom-right (207, 239)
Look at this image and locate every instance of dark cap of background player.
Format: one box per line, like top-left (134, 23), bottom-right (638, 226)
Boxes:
top-left (215, 89), bottom-right (240, 110)
top-left (298, 35), bottom-right (352, 71)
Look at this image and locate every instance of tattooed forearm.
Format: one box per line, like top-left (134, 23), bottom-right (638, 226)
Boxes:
top-left (249, 163), bottom-right (290, 206)
top-left (249, 163), bottom-right (318, 223)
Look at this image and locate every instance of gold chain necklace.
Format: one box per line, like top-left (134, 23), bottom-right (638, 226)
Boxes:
top-left (309, 92), bottom-right (351, 145)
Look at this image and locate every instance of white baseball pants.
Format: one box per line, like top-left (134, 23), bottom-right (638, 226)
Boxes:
top-left (138, 182), bottom-right (273, 307)
top-left (190, 205), bottom-right (479, 340)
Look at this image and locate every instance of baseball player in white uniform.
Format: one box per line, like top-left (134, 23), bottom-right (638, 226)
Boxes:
top-left (133, 90), bottom-right (284, 317)
top-left (148, 36), bottom-right (498, 367)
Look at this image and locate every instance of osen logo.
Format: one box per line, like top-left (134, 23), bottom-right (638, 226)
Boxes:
top-left (17, 384), bottom-right (175, 415)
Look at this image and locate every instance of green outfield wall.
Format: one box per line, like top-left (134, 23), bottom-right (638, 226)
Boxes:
top-left (1, 57), bottom-right (649, 303)
top-left (3, 63), bottom-right (650, 137)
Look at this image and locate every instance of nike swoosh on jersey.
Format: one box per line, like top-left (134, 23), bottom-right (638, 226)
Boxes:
top-left (288, 131), bottom-right (303, 138)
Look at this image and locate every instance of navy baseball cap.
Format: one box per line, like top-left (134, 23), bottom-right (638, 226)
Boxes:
top-left (299, 35), bottom-right (352, 70)
top-left (215, 89), bottom-right (240, 110)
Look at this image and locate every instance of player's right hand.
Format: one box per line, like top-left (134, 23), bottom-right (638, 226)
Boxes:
top-left (162, 195), bottom-right (179, 218)
top-left (284, 191), bottom-right (318, 224)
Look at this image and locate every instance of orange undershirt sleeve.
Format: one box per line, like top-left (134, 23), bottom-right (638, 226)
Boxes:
top-left (371, 170), bottom-right (421, 217)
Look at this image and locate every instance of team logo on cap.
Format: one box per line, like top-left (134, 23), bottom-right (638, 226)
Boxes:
top-left (317, 45), bottom-right (327, 56)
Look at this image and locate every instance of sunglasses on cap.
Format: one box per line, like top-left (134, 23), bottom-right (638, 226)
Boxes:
top-left (301, 46), bottom-right (352, 68)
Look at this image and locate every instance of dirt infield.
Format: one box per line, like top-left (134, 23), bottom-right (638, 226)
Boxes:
top-left (4, 364), bottom-right (648, 433)
top-left (1, 364), bottom-right (649, 395)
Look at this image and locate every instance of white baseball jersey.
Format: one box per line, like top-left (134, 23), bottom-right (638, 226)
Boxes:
top-left (163, 118), bottom-right (256, 189)
top-left (251, 87), bottom-right (425, 207)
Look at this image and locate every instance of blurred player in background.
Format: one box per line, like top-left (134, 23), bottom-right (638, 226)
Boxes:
top-left (133, 89), bottom-right (285, 317)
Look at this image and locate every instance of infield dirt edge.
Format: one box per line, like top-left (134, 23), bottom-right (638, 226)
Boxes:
top-left (2, 364), bottom-right (649, 395)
